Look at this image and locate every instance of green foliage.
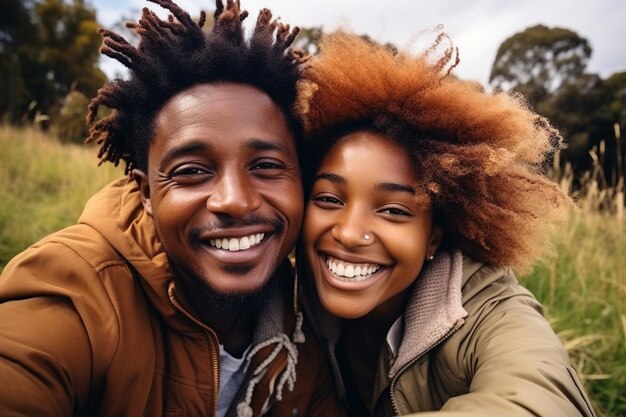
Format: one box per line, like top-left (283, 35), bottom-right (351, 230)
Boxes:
top-left (490, 25), bottom-right (591, 107)
top-left (605, 71), bottom-right (626, 131)
top-left (54, 90), bottom-right (89, 143)
top-left (489, 25), bottom-right (625, 186)
top-left (0, 0), bottom-right (106, 122)
top-left (537, 74), bottom-right (615, 170)
top-left (0, 125), bottom-right (121, 268)
top-left (0, 0), bottom-right (37, 120)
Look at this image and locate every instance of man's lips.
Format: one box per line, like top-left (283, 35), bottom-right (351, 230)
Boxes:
top-left (208, 232), bottom-right (266, 251)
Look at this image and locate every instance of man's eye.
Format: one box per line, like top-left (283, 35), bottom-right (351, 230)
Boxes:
top-left (167, 166), bottom-right (212, 184)
top-left (251, 160), bottom-right (285, 171)
top-left (171, 167), bottom-right (207, 177)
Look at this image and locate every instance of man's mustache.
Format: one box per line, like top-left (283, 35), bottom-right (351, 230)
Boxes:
top-left (189, 214), bottom-right (284, 242)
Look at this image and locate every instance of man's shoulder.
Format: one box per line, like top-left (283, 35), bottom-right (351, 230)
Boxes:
top-left (29, 223), bottom-right (126, 273)
top-left (1, 223), bottom-right (131, 299)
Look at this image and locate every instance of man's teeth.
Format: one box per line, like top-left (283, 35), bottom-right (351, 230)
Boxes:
top-left (208, 233), bottom-right (265, 252)
top-left (326, 257), bottom-right (381, 282)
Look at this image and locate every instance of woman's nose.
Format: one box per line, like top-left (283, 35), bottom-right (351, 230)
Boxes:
top-left (330, 208), bottom-right (374, 247)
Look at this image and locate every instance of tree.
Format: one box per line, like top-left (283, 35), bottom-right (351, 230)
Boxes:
top-left (294, 26), bottom-right (322, 55)
top-left (489, 25), bottom-right (626, 188)
top-left (0, 0), bottom-right (106, 122)
top-left (489, 25), bottom-right (591, 107)
top-left (536, 74), bottom-right (614, 171)
top-left (604, 71), bottom-right (626, 131)
top-left (0, 0), bottom-right (37, 120)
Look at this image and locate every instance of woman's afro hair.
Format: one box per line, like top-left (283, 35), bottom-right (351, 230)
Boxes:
top-left (294, 30), bottom-right (574, 269)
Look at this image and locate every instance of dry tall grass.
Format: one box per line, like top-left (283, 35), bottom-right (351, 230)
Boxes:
top-left (520, 123), bottom-right (625, 416)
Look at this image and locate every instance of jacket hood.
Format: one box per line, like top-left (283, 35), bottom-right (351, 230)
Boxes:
top-left (78, 179), bottom-right (306, 415)
top-left (78, 177), bottom-right (181, 324)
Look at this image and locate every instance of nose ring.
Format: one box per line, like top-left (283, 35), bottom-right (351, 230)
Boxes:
top-left (363, 234), bottom-right (371, 241)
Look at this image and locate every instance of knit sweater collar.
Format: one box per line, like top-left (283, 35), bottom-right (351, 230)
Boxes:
top-left (389, 250), bottom-right (467, 376)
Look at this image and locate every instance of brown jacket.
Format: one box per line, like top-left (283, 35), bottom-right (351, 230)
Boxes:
top-left (0, 178), bottom-right (345, 417)
top-left (305, 251), bottom-right (596, 417)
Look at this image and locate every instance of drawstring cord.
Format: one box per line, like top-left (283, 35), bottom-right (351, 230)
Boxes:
top-left (236, 313), bottom-right (305, 416)
top-left (236, 271), bottom-right (306, 417)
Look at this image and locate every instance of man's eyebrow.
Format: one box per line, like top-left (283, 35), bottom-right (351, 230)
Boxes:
top-left (313, 172), bottom-right (346, 184)
top-left (159, 141), bottom-right (210, 170)
top-left (245, 139), bottom-right (290, 154)
top-left (375, 182), bottom-right (416, 195)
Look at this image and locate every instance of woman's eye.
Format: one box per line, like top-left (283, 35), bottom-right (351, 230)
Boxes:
top-left (380, 206), bottom-right (412, 216)
top-left (312, 195), bottom-right (343, 206)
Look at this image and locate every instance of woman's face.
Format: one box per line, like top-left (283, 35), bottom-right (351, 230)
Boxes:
top-left (303, 131), bottom-right (441, 319)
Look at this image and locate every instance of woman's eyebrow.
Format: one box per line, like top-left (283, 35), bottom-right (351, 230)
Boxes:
top-left (313, 172), bottom-right (345, 184)
top-left (375, 182), bottom-right (416, 195)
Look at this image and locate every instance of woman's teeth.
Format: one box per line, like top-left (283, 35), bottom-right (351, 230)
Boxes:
top-left (209, 233), bottom-right (265, 252)
top-left (326, 257), bottom-right (381, 282)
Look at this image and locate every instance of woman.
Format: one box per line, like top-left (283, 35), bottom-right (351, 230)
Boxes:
top-left (294, 31), bottom-right (596, 417)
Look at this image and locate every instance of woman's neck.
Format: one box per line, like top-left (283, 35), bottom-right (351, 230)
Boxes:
top-left (336, 287), bottom-right (413, 413)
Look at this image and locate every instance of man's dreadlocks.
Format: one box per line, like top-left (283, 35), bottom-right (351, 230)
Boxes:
top-left (86, 0), bottom-right (304, 173)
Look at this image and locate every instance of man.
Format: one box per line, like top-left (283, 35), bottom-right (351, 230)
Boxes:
top-left (0, 1), bottom-right (344, 416)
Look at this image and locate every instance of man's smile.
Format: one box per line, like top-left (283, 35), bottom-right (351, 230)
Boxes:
top-left (208, 233), bottom-right (266, 251)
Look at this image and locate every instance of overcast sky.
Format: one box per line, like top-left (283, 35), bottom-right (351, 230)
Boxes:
top-left (91, 0), bottom-right (626, 86)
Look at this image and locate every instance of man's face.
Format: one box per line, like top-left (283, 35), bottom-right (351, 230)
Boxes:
top-left (135, 83), bottom-right (303, 296)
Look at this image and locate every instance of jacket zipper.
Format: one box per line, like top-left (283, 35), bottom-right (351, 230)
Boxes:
top-left (389, 320), bottom-right (464, 415)
top-left (168, 284), bottom-right (220, 417)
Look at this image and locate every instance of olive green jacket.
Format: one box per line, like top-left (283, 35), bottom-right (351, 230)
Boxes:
top-left (304, 251), bottom-right (596, 417)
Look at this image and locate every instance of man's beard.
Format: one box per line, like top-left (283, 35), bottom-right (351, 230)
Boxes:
top-left (197, 269), bottom-right (280, 318)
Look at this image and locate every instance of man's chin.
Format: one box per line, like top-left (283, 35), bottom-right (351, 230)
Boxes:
top-left (219, 263), bottom-right (254, 275)
top-left (200, 272), bottom-right (280, 316)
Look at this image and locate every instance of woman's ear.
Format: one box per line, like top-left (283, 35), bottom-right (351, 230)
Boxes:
top-left (428, 225), bottom-right (443, 258)
top-left (131, 169), bottom-right (153, 216)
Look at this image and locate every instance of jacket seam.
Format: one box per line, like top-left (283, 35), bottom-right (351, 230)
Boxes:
top-left (43, 241), bottom-right (123, 392)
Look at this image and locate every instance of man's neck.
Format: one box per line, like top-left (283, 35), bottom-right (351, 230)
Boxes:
top-left (197, 301), bottom-right (257, 357)
top-left (175, 272), bottom-right (280, 358)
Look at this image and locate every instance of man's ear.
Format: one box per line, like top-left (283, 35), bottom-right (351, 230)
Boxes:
top-left (131, 169), bottom-right (153, 217)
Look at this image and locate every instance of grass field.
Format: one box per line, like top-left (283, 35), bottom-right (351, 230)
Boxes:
top-left (520, 211), bottom-right (625, 416)
top-left (0, 125), bottom-right (624, 415)
top-left (0, 125), bottom-right (121, 267)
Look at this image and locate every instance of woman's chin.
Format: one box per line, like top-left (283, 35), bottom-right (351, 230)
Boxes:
top-left (318, 290), bottom-right (371, 319)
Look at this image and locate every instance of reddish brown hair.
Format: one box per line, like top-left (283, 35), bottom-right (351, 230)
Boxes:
top-left (295, 31), bottom-right (573, 269)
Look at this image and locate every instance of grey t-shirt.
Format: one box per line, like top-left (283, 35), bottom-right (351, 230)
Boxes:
top-left (217, 344), bottom-right (251, 417)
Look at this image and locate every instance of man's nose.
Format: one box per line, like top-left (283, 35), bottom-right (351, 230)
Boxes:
top-left (206, 171), bottom-right (261, 217)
